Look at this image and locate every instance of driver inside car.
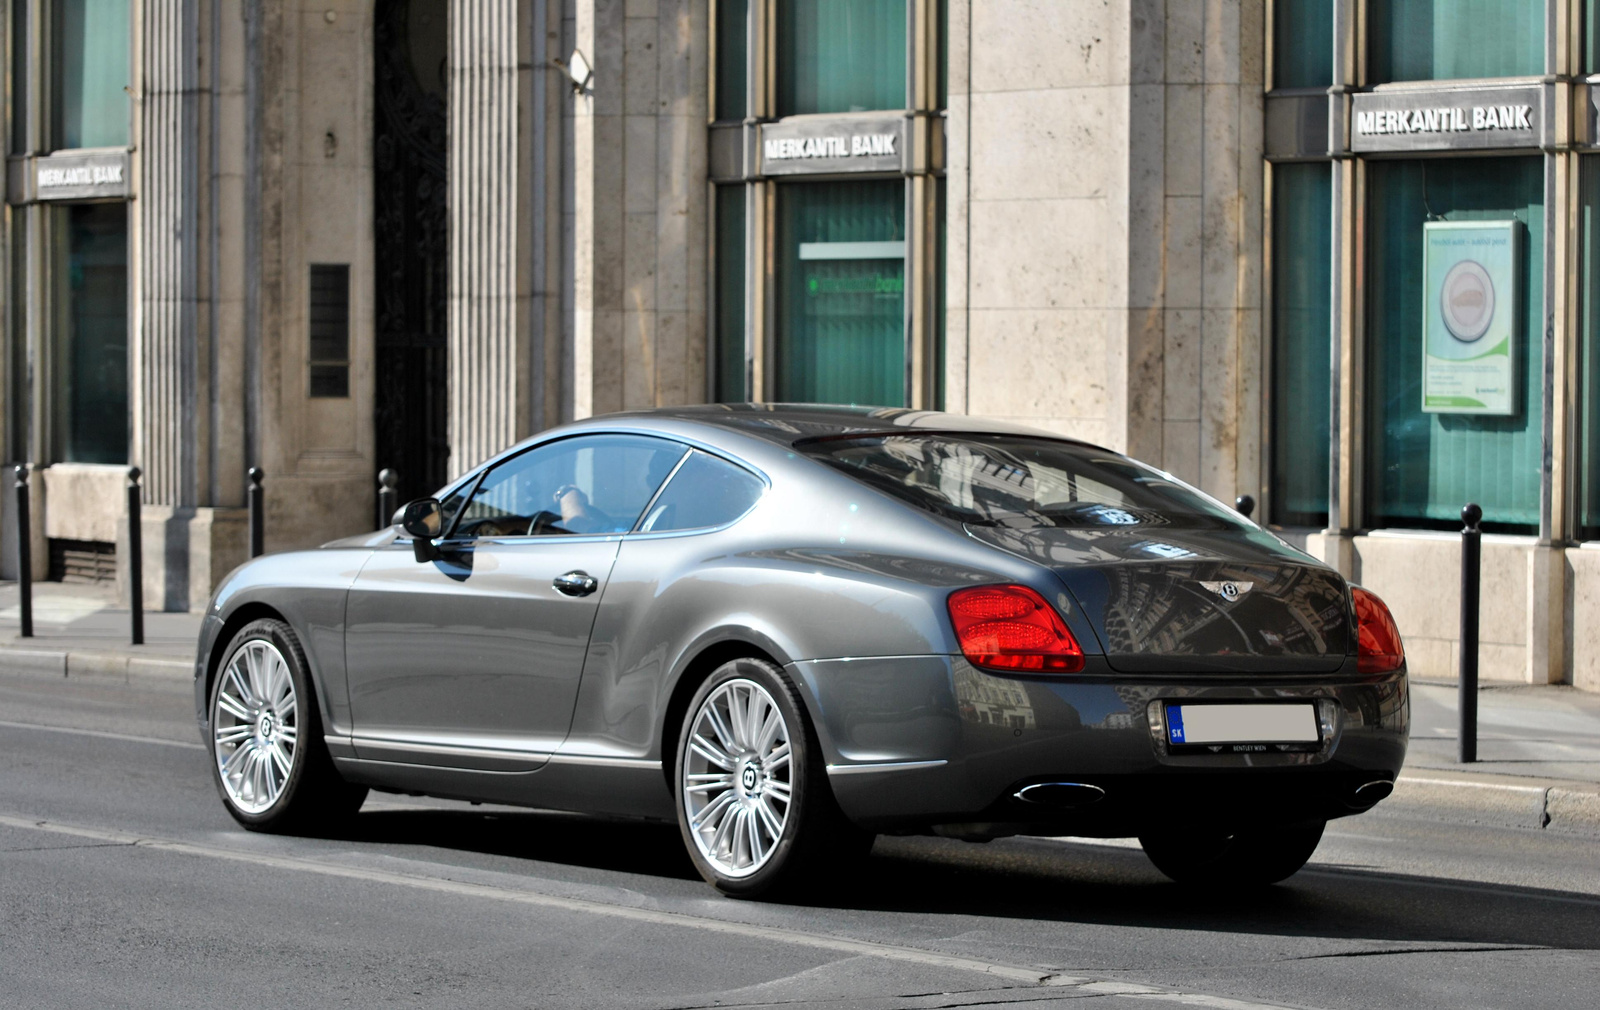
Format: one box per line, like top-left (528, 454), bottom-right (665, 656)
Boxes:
top-left (552, 483), bottom-right (613, 534)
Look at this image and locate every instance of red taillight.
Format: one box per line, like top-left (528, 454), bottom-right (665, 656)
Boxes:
top-left (1352, 586), bottom-right (1405, 674)
top-left (947, 585), bottom-right (1084, 673)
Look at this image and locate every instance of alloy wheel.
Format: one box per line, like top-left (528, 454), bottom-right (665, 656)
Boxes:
top-left (212, 639), bottom-right (300, 815)
top-left (682, 678), bottom-right (793, 878)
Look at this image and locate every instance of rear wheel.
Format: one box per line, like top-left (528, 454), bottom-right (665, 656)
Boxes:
top-left (208, 618), bottom-right (367, 833)
top-left (675, 658), bottom-right (870, 898)
top-left (1139, 819), bottom-right (1326, 886)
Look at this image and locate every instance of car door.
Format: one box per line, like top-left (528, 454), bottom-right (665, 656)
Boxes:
top-left (344, 433), bottom-right (687, 768)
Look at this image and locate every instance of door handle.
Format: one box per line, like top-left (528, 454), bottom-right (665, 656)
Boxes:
top-left (553, 570), bottom-right (598, 597)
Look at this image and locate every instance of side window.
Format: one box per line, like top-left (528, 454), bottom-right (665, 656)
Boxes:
top-left (638, 451), bottom-right (765, 533)
top-left (450, 435), bottom-right (686, 538)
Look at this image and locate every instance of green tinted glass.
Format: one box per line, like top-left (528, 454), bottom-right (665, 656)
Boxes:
top-left (1368, 0), bottom-right (1542, 83)
top-left (1274, 0), bottom-right (1334, 88)
top-left (1365, 158), bottom-right (1543, 533)
top-left (1270, 163), bottom-right (1333, 527)
top-left (56, 202), bottom-right (128, 464)
top-left (1579, 158), bottom-right (1600, 538)
top-left (56, 0), bottom-right (131, 149)
top-left (715, 0), bottom-right (748, 121)
top-left (776, 181), bottom-right (905, 406)
top-left (777, 0), bottom-right (906, 116)
top-left (1590, 0), bottom-right (1600, 74)
top-left (715, 186), bottom-right (747, 402)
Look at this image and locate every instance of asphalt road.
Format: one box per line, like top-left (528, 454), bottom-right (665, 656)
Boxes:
top-left (2, 667), bottom-right (1597, 1010)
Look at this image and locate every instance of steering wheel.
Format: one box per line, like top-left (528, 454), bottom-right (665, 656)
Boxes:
top-left (526, 510), bottom-right (568, 536)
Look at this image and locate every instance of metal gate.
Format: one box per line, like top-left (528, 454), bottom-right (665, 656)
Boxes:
top-left (374, 0), bottom-right (449, 505)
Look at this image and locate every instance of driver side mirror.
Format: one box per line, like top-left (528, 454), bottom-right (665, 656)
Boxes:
top-left (400, 497), bottom-right (443, 563)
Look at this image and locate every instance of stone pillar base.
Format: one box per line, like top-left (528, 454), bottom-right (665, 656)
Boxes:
top-left (116, 506), bottom-right (249, 613)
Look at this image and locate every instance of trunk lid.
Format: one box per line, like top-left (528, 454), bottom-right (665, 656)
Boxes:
top-left (968, 523), bottom-right (1353, 673)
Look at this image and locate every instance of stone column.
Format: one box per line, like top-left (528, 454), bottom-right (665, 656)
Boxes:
top-left (137, 0), bottom-right (202, 511)
top-left (569, 0), bottom-right (708, 421)
top-left (134, 0), bottom-right (210, 610)
top-left (448, 0), bottom-right (536, 476)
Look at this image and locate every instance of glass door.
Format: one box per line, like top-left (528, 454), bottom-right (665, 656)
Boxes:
top-left (775, 180), bottom-right (906, 406)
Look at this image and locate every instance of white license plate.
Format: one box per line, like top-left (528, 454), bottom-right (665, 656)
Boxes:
top-left (1166, 703), bottom-right (1319, 746)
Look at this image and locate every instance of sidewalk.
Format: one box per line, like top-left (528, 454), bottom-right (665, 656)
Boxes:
top-left (2, 580), bottom-right (1598, 833)
top-left (0, 580), bottom-right (199, 678)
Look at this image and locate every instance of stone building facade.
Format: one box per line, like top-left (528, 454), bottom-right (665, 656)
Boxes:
top-left (1, 1), bottom-right (1596, 691)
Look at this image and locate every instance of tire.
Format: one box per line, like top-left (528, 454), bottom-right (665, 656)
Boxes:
top-left (207, 618), bottom-right (367, 833)
top-left (1138, 819), bottom-right (1326, 887)
top-left (674, 658), bottom-right (871, 898)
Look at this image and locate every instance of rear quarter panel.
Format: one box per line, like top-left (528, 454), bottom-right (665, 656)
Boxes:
top-left (565, 454), bottom-right (1067, 761)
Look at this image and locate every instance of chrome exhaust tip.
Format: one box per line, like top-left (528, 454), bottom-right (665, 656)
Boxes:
top-left (1013, 781), bottom-right (1106, 808)
top-left (1351, 779), bottom-right (1394, 807)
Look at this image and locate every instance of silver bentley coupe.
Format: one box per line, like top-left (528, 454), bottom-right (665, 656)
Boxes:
top-left (195, 405), bottom-right (1409, 896)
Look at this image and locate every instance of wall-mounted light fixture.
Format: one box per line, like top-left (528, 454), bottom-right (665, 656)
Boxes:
top-left (552, 49), bottom-right (593, 95)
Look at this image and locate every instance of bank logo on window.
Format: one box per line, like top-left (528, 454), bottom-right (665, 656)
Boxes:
top-left (1422, 221), bottom-right (1519, 416)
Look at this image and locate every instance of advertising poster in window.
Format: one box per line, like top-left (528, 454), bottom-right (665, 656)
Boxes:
top-left (1421, 220), bottom-right (1519, 415)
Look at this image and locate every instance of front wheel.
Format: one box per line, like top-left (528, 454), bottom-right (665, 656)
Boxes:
top-left (208, 618), bottom-right (367, 833)
top-left (675, 658), bottom-right (869, 898)
top-left (1139, 819), bottom-right (1326, 886)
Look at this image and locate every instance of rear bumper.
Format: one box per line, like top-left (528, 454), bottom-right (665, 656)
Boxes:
top-left (792, 655), bottom-right (1408, 836)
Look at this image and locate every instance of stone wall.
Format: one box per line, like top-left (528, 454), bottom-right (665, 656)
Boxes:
top-left (945, 0), bottom-right (1264, 506)
top-left (567, 0), bottom-right (709, 422)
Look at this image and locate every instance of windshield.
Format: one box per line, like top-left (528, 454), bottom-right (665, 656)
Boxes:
top-left (800, 433), bottom-right (1251, 531)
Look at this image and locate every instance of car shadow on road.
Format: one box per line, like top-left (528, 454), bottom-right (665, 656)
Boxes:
top-left (834, 833), bottom-right (1600, 952)
top-left (329, 806), bottom-right (1600, 951)
top-left (338, 806), bottom-right (703, 881)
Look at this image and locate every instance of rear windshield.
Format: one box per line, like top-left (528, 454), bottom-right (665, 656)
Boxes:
top-left (800, 433), bottom-right (1250, 531)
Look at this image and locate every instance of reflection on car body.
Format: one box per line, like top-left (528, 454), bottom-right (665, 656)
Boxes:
top-left (195, 405), bottom-right (1408, 897)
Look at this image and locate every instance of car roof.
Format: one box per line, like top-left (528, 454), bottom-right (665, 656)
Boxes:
top-left (566, 404), bottom-right (1112, 452)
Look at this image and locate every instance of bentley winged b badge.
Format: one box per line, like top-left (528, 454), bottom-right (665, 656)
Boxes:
top-left (1199, 580), bottom-right (1254, 602)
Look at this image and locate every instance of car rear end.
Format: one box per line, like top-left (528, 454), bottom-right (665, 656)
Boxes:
top-left (795, 430), bottom-right (1409, 841)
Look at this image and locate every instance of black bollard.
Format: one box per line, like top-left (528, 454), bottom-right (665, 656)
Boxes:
top-left (128, 467), bottom-right (144, 646)
top-left (1235, 494), bottom-right (1255, 519)
top-left (378, 468), bottom-right (399, 529)
top-left (248, 467), bottom-right (265, 558)
top-left (13, 466), bottom-right (32, 639)
top-left (1460, 502), bottom-right (1482, 764)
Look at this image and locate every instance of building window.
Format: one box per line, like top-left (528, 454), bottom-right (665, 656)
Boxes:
top-left (776, 0), bottom-right (906, 116)
top-left (1367, 0), bottom-right (1543, 84)
top-left (53, 202), bottom-right (128, 464)
top-left (1364, 157), bottom-right (1543, 534)
top-left (776, 180), bottom-right (905, 406)
top-left (1589, 0), bottom-right (1600, 74)
top-left (1270, 162), bottom-right (1332, 528)
top-left (715, 0), bottom-right (748, 122)
top-left (309, 264), bottom-right (350, 398)
top-left (1579, 157), bottom-right (1600, 541)
top-left (53, 0), bottom-right (131, 150)
top-left (1273, 0), bottom-right (1334, 89)
top-left (714, 186), bottom-right (746, 402)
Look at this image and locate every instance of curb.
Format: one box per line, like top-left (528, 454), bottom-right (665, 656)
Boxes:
top-left (0, 644), bottom-right (191, 684)
top-left (1391, 773), bottom-right (1600, 836)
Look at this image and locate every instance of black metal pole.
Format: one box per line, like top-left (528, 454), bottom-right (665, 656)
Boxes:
top-left (1235, 494), bottom-right (1256, 519)
top-left (127, 467), bottom-right (143, 646)
top-left (378, 468), bottom-right (399, 529)
top-left (1460, 502), bottom-right (1482, 764)
top-left (13, 466), bottom-right (32, 639)
top-left (249, 467), bottom-right (265, 558)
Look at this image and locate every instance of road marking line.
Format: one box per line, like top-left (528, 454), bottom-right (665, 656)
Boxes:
top-left (0, 718), bottom-right (203, 751)
top-left (0, 811), bottom-right (1314, 1010)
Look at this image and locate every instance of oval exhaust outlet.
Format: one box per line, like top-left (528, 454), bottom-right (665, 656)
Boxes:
top-left (1351, 779), bottom-right (1394, 806)
top-left (1014, 782), bottom-right (1106, 808)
